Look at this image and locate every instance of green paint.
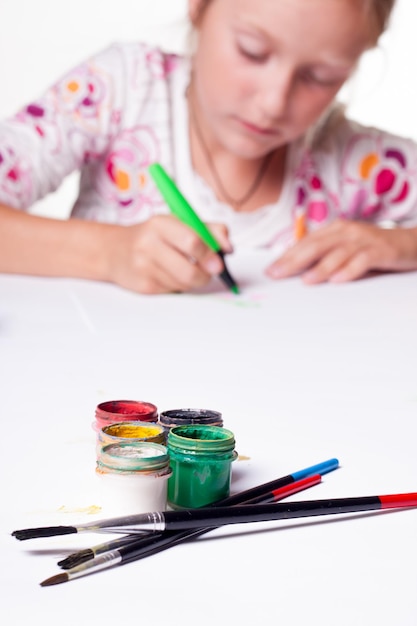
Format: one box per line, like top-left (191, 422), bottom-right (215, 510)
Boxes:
top-left (167, 425), bottom-right (237, 509)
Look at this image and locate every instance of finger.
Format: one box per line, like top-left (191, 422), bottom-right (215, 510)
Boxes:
top-left (302, 245), bottom-right (358, 284)
top-left (157, 215), bottom-right (233, 262)
top-left (303, 244), bottom-right (378, 284)
top-left (151, 215), bottom-right (234, 287)
top-left (208, 223), bottom-right (233, 253)
top-left (155, 216), bottom-right (213, 260)
top-left (127, 248), bottom-right (182, 294)
top-left (266, 220), bottom-right (362, 279)
top-left (156, 217), bottom-right (225, 277)
top-left (132, 254), bottom-right (209, 294)
top-left (152, 239), bottom-right (214, 291)
top-left (266, 233), bottom-right (337, 278)
top-left (122, 230), bottom-right (202, 294)
top-left (328, 250), bottom-right (376, 283)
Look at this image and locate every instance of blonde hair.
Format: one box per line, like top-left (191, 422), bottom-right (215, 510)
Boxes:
top-left (193, 0), bottom-right (397, 44)
top-left (366, 0), bottom-right (397, 44)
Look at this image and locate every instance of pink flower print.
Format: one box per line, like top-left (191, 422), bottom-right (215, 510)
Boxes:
top-left (291, 176), bottom-right (331, 241)
top-left (0, 144), bottom-right (33, 207)
top-left (294, 175), bottom-right (330, 230)
top-left (306, 175), bottom-right (329, 223)
top-left (25, 104), bottom-right (46, 137)
top-left (380, 149), bottom-right (410, 204)
top-left (99, 126), bottom-right (162, 221)
top-left (341, 135), bottom-right (412, 221)
top-left (307, 200), bottom-right (328, 222)
top-left (145, 50), bottom-right (179, 79)
top-left (14, 102), bottom-right (61, 154)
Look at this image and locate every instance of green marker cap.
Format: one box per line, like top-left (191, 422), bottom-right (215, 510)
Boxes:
top-left (148, 163), bottom-right (221, 252)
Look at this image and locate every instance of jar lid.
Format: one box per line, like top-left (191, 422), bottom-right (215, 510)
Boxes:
top-left (160, 408), bottom-right (223, 427)
top-left (99, 442), bottom-right (169, 472)
top-left (96, 400), bottom-right (158, 420)
top-left (168, 424), bottom-right (235, 453)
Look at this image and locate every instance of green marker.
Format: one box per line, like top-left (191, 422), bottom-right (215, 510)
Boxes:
top-left (148, 162), bottom-right (240, 294)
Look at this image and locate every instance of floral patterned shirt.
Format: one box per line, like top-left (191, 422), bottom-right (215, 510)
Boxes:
top-left (1, 41), bottom-right (417, 253)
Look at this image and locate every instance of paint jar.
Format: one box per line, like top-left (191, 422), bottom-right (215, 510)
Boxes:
top-left (94, 400), bottom-right (158, 432)
top-left (98, 421), bottom-right (166, 449)
top-left (159, 408), bottom-right (223, 431)
top-left (167, 424), bottom-right (237, 509)
top-left (96, 441), bottom-right (171, 515)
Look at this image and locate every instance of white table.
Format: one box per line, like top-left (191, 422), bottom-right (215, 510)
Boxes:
top-left (1, 251), bottom-right (417, 626)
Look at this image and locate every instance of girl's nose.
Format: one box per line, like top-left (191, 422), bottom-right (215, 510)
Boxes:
top-left (258, 66), bottom-right (294, 120)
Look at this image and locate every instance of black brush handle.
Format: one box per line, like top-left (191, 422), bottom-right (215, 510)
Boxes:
top-left (162, 497), bottom-right (382, 530)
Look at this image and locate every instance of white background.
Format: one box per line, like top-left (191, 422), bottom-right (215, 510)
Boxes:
top-left (2, 5), bottom-right (417, 621)
top-left (2, 261), bottom-right (417, 626)
top-left (1, 0), bottom-right (417, 216)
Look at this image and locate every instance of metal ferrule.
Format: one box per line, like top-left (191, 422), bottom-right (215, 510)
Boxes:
top-left (93, 511), bottom-right (166, 534)
top-left (69, 550), bottom-right (123, 578)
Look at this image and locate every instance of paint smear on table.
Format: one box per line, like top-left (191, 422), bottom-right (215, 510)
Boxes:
top-left (57, 505), bottom-right (102, 515)
top-left (209, 292), bottom-right (267, 308)
top-left (190, 286), bottom-right (268, 307)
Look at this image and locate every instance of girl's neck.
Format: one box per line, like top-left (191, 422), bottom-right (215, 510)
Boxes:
top-left (187, 88), bottom-right (287, 213)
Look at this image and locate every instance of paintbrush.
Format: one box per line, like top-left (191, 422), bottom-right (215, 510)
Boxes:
top-left (47, 474), bottom-right (323, 584)
top-left (13, 491), bottom-right (417, 541)
top-left (13, 457), bottom-right (338, 544)
top-left (14, 457), bottom-right (339, 584)
top-left (58, 473), bottom-right (322, 569)
top-left (57, 533), bottom-right (155, 569)
top-left (38, 490), bottom-right (417, 586)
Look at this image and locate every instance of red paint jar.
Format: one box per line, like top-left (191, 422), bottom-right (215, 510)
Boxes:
top-left (94, 400), bottom-right (158, 432)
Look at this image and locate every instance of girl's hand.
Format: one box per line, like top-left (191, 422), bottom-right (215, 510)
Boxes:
top-left (104, 215), bottom-right (232, 294)
top-left (266, 219), bottom-right (417, 284)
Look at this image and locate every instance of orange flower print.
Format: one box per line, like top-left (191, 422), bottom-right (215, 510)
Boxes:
top-left (99, 126), bottom-right (162, 220)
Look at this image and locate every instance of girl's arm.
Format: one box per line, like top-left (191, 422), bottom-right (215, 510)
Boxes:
top-left (0, 204), bottom-right (228, 293)
top-left (0, 203), bottom-right (114, 281)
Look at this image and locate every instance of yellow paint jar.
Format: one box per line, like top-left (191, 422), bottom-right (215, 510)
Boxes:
top-left (97, 421), bottom-right (166, 459)
top-left (100, 421), bottom-right (166, 445)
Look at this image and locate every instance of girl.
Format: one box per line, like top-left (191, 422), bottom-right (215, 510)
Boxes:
top-left (1, 0), bottom-right (416, 293)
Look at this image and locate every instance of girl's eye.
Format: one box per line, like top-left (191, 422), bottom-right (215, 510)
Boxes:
top-left (299, 69), bottom-right (346, 87)
top-left (237, 44), bottom-right (268, 63)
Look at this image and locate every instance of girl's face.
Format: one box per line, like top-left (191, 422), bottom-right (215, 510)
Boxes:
top-left (189, 0), bottom-right (374, 159)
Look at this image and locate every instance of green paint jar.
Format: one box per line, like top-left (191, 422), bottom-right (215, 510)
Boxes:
top-left (167, 425), bottom-right (238, 509)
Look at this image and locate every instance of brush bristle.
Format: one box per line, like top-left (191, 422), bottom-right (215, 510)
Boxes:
top-left (40, 572), bottom-right (69, 587)
top-left (58, 549), bottom-right (94, 569)
top-left (12, 526), bottom-right (77, 540)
